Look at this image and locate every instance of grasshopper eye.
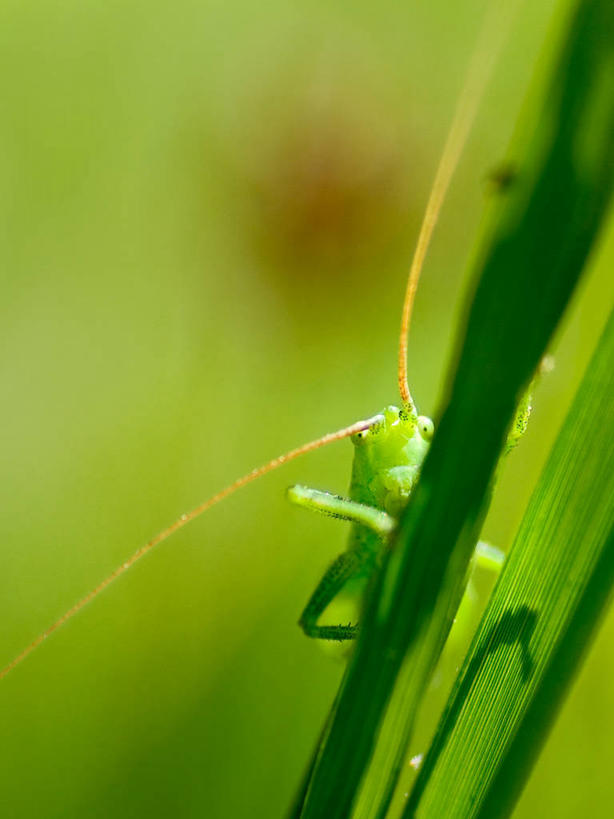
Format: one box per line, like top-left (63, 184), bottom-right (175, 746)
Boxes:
top-left (352, 429), bottom-right (368, 445)
top-left (417, 415), bottom-right (434, 441)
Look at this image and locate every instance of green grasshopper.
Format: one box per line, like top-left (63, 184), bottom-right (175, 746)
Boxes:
top-left (0, 4), bottom-right (528, 681)
top-left (288, 406), bottom-right (437, 642)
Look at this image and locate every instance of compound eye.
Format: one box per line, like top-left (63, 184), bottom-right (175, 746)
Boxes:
top-left (352, 429), bottom-right (368, 446)
top-left (417, 415), bottom-right (434, 441)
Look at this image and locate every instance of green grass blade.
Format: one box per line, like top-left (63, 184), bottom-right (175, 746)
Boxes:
top-left (297, 0), bottom-right (614, 816)
top-left (406, 305), bottom-right (614, 819)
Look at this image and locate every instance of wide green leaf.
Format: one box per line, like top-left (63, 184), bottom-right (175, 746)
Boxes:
top-left (407, 305), bottom-right (614, 818)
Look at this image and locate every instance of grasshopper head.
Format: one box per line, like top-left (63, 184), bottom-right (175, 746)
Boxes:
top-left (351, 404), bottom-right (433, 471)
top-left (351, 405), bottom-right (433, 447)
top-left (350, 405), bottom-right (434, 514)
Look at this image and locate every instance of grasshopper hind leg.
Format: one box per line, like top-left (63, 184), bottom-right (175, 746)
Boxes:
top-left (299, 550), bottom-right (369, 641)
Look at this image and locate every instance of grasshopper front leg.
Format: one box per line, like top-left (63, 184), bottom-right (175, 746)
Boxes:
top-left (287, 485), bottom-right (395, 537)
top-left (298, 550), bottom-right (366, 641)
top-left (288, 486), bottom-right (394, 640)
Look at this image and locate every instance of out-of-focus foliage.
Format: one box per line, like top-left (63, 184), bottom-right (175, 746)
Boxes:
top-left (0, 0), bottom-right (612, 817)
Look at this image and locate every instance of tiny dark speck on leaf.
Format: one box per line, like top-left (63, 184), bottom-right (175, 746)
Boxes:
top-left (486, 162), bottom-right (519, 193)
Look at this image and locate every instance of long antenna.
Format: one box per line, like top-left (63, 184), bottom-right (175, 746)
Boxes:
top-left (0, 414), bottom-right (382, 682)
top-left (398, 0), bottom-right (521, 405)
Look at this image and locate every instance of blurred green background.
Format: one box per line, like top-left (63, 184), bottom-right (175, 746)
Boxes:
top-left (1, 0), bottom-right (613, 816)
